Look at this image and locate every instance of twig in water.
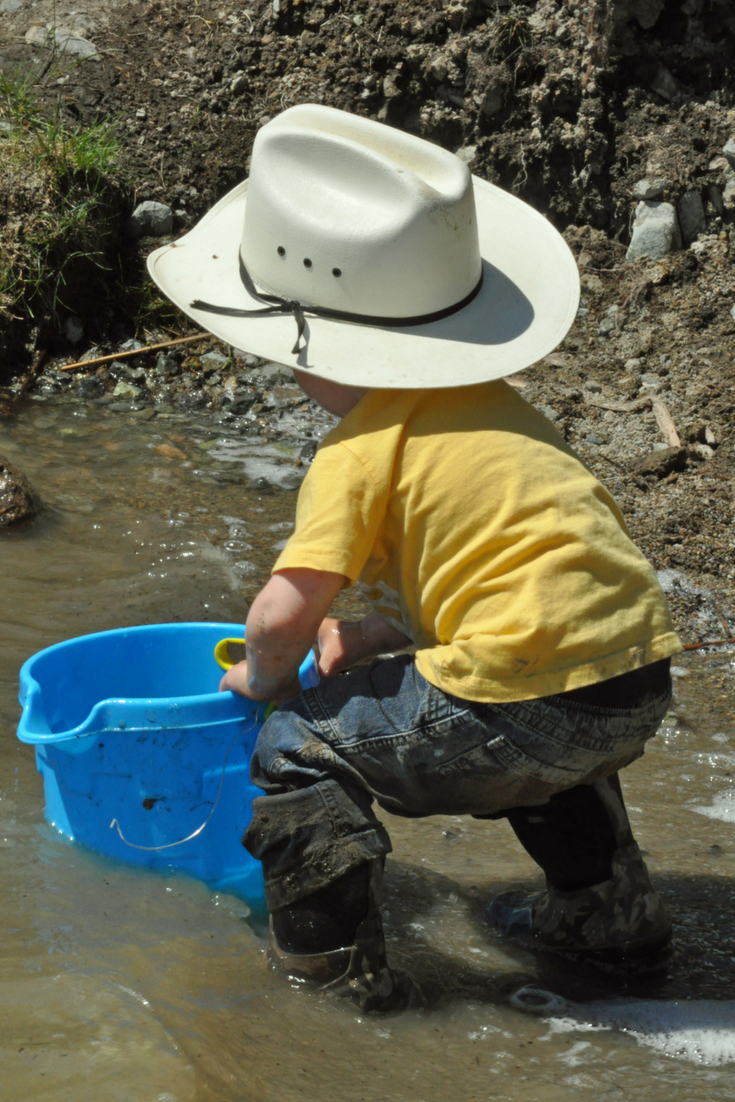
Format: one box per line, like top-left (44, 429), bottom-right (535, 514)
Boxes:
top-left (58, 332), bottom-right (216, 372)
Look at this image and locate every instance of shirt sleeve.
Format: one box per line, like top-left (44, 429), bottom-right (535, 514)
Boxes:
top-left (272, 440), bottom-right (387, 581)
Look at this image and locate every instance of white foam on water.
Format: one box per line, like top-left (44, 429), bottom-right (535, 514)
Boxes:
top-left (513, 987), bottom-right (735, 1065)
top-left (692, 787), bottom-right (735, 823)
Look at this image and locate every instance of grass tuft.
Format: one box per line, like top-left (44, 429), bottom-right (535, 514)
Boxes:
top-left (0, 68), bottom-right (122, 332)
top-left (495, 7), bottom-right (533, 59)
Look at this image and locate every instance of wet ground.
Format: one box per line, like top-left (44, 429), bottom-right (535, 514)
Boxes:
top-left (3, 396), bottom-right (735, 1101)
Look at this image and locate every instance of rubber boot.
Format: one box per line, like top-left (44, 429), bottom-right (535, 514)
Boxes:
top-left (487, 775), bottom-right (672, 963)
top-left (267, 859), bottom-right (422, 1012)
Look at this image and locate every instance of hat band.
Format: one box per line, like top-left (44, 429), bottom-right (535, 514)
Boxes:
top-left (190, 251), bottom-right (484, 356)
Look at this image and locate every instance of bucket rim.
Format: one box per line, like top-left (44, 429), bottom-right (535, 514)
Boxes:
top-left (17, 621), bottom-right (252, 745)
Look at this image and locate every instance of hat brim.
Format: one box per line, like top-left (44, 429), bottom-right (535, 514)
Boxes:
top-left (147, 176), bottom-right (579, 388)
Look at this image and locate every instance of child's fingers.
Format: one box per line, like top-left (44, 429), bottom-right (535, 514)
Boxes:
top-left (219, 660), bottom-right (250, 696)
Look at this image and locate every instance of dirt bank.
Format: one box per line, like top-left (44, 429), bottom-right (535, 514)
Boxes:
top-left (1, 0), bottom-right (734, 637)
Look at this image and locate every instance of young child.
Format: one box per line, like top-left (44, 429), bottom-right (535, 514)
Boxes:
top-left (148, 104), bottom-right (680, 1011)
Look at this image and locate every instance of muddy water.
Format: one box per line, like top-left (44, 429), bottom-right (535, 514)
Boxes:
top-left (3, 397), bottom-right (735, 1102)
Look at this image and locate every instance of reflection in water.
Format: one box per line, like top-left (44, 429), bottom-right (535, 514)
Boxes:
top-left (2, 398), bottom-right (735, 1101)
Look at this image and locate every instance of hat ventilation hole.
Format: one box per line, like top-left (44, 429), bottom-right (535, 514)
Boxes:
top-left (303, 258), bottom-right (312, 268)
top-left (332, 268), bottom-right (342, 277)
top-left (277, 246), bottom-right (285, 257)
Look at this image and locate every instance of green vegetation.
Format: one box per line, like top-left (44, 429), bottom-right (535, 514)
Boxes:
top-left (496, 8), bottom-right (533, 59)
top-left (0, 67), bottom-right (122, 329)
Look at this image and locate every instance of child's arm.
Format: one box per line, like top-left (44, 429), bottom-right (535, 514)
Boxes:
top-left (219, 568), bottom-right (348, 702)
top-left (316, 612), bottom-right (412, 678)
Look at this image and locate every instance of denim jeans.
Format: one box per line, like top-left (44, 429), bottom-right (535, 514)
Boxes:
top-left (243, 655), bottom-right (671, 909)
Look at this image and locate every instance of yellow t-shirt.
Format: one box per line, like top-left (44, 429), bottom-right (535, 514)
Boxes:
top-left (274, 381), bottom-right (681, 702)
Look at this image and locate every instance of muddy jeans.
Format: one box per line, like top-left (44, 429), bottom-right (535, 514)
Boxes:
top-left (243, 655), bottom-right (672, 910)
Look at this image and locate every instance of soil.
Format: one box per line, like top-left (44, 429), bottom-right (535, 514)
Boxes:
top-left (1, 0), bottom-right (735, 640)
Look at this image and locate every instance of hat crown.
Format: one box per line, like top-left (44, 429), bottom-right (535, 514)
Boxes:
top-left (242, 105), bottom-right (482, 318)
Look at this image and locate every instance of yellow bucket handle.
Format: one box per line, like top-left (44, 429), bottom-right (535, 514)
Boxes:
top-left (214, 637), bottom-right (244, 671)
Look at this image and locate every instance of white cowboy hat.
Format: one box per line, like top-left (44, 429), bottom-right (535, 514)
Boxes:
top-left (147, 104), bottom-right (579, 389)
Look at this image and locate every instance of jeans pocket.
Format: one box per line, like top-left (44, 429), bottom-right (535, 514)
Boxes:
top-left (484, 734), bottom-right (582, 786)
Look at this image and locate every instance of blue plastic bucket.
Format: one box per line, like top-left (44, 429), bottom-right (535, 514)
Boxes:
top-left (17, 622), bottom-right (318, 909)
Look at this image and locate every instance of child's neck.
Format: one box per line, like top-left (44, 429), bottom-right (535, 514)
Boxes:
top-left (293, 369), bottom-right (368, 417)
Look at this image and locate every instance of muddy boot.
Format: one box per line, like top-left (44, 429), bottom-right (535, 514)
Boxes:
top-left (487, 775), bottom-right (672, 964)
top-left (268, 860), bottom-right (422, 1012)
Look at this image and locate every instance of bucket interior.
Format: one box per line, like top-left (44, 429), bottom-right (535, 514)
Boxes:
top-left (30, 623), bottom-right (235, 734)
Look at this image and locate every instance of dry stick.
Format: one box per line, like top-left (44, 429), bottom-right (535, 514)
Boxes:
top-left (58, 333), bottom-right (216, 373)
top-left (683, 639), bottom-right (735, 651)
top-left (587, 395), bottom-right (653, 413)
top-left (588, 393), bottom-right (682, 447)
top-left (650, 395), bottom-right (681, 448)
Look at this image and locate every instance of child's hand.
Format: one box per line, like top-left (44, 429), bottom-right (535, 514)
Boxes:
top-left (316, 618), bottom-right (363, 678)
top-left (315, 613), bottom-right (412, 677)
top-left (219, 659), bottom-right (300, 704)
top-left (219, 660), bottom-right (259, 697)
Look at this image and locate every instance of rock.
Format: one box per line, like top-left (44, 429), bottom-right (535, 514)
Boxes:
top-left (112, 380), bottom-right (142, 399)
top-left (77, 375), bottom-right (105, 399)
top-left (426, 54), bottom-right (448, 83)
top-left (257, 362), bottom-right (293, 385)
top-left (200, 351), bottom-right (229, 373)
top-left (125, 201), bottom-right (174, 240)
top-left (54, 29), bottom-right (99, 59)
top-left (677, 190), bottom-right (706, 246)
top-left (155, 352), bottom-right (180, 376)
top-left (689, 443), bottom-right (715, 461)
top-left (598, 316), bottom-right (618, 335)
top-left (155, 444), bottom-right (187, 460)
top-left (708, 184), bottom-right (725, 217)
top-left (25, 26), bottom-right (51, 46)
top-left (224, 388), bottom-right (257, 415)
top-left (233, 351), bottom-right (261, 367)
top-left (0, 0), bottom-right (23, 12)
top-left (26, 26), bottom-right (100, 59)
top-left (176, 391), bottom-right (208, 410)
top-left (640, 372), bottom-right (665, 392)
top-left (63, 315), bottom-right (84, 344)
top-left (122, 365), bottom-right (146, 382)
top-left (0, 453), bottom-right (38, 525)
top-left (723, 173), bottom-right (735, 211)
top-left (120, 338), bottom-right (144, 353)
top-left (273, 385), bottom-right (303, 402)
top-left (723, 139), bottom-right (735, 169)
top-left (626, 200), bottom-right (681, 262)
top-left (730, 304), bottom-right (735, 324)
top-left (650, 65), bottom-right (679, 102)
top-left (630, 0), bottom-right (665, 29)
top-left (632, 178), bottom-right (666, 201)
top-left (632, 447), bottom-right (687, 478)
top-left (109, 361), bottom-right (139, 381)
top-left (455, 145), bottom-right (477, 166)
top-left (231, 72), bottom-right (248, 95)
top-left (479, 86), bottom-right (503, 118)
